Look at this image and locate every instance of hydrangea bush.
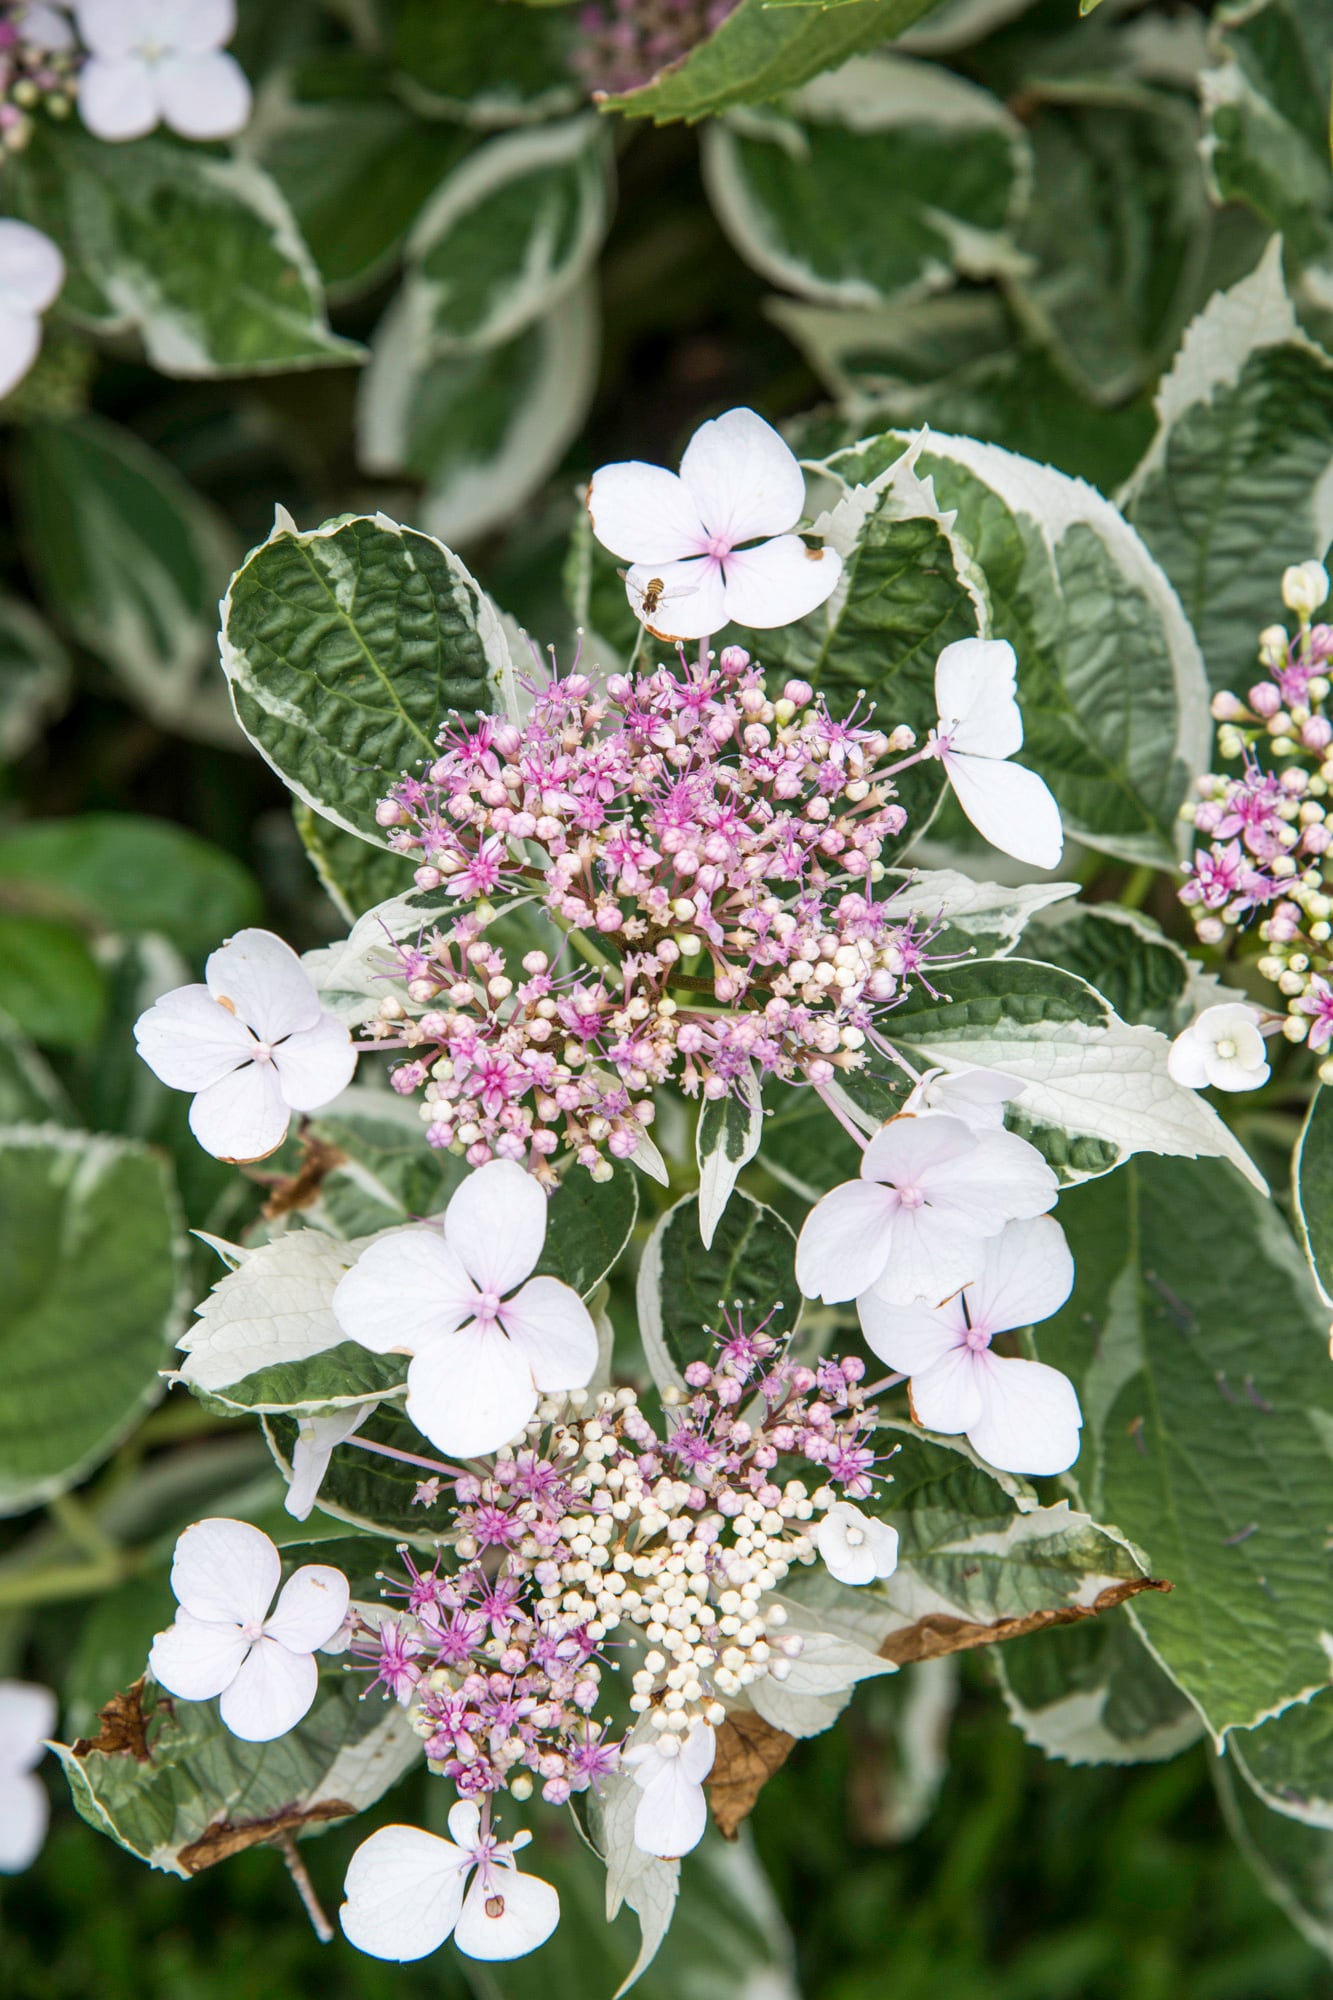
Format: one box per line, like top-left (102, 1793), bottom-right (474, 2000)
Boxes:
top-left (3, 0), bottom-right (1333, 1990)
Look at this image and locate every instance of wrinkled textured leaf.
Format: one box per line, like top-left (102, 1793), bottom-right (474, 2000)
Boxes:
top-left (1294, 1084), bottom-right (1333, 1306)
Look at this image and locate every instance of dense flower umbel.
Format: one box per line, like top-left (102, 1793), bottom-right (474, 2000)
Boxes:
top-left (571, 0), bottom-right (738, 97)
top-left (347, 1321), bottom-right (885, 1836)
top-left (366, 647), bottom-right (954, 1179)
top-left (1179, 562), bottom-right (1333, 1077)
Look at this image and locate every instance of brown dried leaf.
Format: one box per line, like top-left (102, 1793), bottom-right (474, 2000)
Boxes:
top-left (178, 1799), bottom-right (354, 1873)
top-left (72, 1678), bottom-right (152, 1762)
top-left (878, 1576), bottom-right (1171, 1666)
top-left (706, 1710), bottom-right (796, 1839)
top-left (261, 1134), bottom-right (346, 1220)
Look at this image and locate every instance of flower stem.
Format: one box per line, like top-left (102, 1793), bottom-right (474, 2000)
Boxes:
top-left (347, 1435), bottom-right (470, 1480)
top-left (278, 1833), bottom-right (333, 1944)
top-left (861, 1372), bottom-right (907, 1398)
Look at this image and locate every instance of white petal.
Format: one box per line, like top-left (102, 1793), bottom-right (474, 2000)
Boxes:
top-left (285, 1405), bottom-right (371, 1521)
top-left (1166, 1031), bottom-right (1209, 1089)
top-left (74, 0), bottom-right (142, 58)
top-left (0, 1683), bottom-right (56, 1772)
top-left (868, 1204), bottom-right (985, 1306)
top-left (720, 534), bottom-right (842, 630)
top-left (916, 1124), bottom-right (1057, 1230)
top-left (79, 54), bottom-right (159, 139)
top-left (586, 462), bottom-right (707, 564)
top-left (405, 1321), bottom-right (537, 1458)
top-left (149, 1610), bottom-right (251, 1701)
top-left (19, 5), bottom-right (78, 54)
top-left (678, 406), bottom-right (806, 546)
top-left (341, 1825), bottom-right (468, 1961)
top-left (816, 1507), bottom-right (898, 1586)
top-left (964, 1215), bottom-right (1074, 1336)
top-left (795, 1180), bottom-right (895, 1303)
top-left (907, 1067), bottom-right (1016, 1130)
top-left (0, 220), bottom-right (65, 313)
top-left (499, 1276), bottom-right (599, 1392)
top-left (934, 638), bottom-right (1022, 757)
top-left (170, 1517), bottom-right (279, 1625)
top-left (446, 1800), bottom-right (482, 1849)
top-left (624, 556), bottom-right (727, 643)
top-left (677, 1719), bottom-right (717, 1785)
top-left (218, 1636), bottom-right (317, 1741)
top-left (633, 1760), bottom-right (708, 1858)
top-left (166, 0), bottom-right (236, 55)
top-left (1207, 1053), bottom-right (1270, 1093)
top-left (856, 1291), bottom-right (963, 1375)
top-left (206, 929), bottom-right (322, 1043)
top-left (188, 1060), bottom-right (290, 1162)
top-left (444, 1158), bottom-right (547, 1296)
top-left (157, 50), bottom-right (251, 139)
top-left (334, 1228), bottom-right (479, 1354)
top-left (271, 1011), bottom-right (357, 1112)
top-left (941, 750), bottom-right (1065, 870)
top-left (907, 1345), bottom-right (987, 1437)
top-left (0, 309), bottom-right (40, 401)
top-left (0, 1771), bottom-right (48, 1873)
top-left (263, 1565), bottom-right (350, 1653)
top-left (966, 1352), bottom-right (1083, 1475)
top-left (134, 984), bottom-right (256, 1091)
top-left (454, 1864), bottom-right (560, 1961)
top-left (861, 1112), bottom-right (972, 1189)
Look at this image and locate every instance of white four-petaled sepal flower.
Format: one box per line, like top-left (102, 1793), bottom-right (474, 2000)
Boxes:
top-left (587, 406), bottom-right (841, 642)
top-left (1282, 561), bottom-right (1329, 621)
top-left (1167, 1003), bottom-right (1270, 1094)
top-left (332, 1159), bottom-right (598, 1459)
top-left (795, 1112), bottom-right (1057, 1309)
top-left (134, 927), bottom-right (357, 1162)
top-left (284, 1403), bottom-right (374, 1521)
top-left (927, 639), bottom-right (1064, 870)
top-left (902, 1065), bottom-right (1019, 1131)
top-left (0, 1681), bottom-right (56, 1874)
top-left (815, 1502), bottom-right (899, 1588)
top-left (623, 1719), bottom-right (716, 1858)
top-left (341, 1805), bottom-right (560, 1963)
top-left (858, 1215), bottom-right (1082, 1475)
top-left (76, 0), bottom-right (252, 142)
top-left (147, 1519), bottom-right (349, 1743)
top-left (0, 220), bottom-right (64, 402)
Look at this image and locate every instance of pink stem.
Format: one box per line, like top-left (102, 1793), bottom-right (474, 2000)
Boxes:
top-left (347, 1435), bottom-right (470, 1480)
top-left (861, 1371), bottom-right (907, 1397)
top-left (812, 1078), bottom-right (870, 1149)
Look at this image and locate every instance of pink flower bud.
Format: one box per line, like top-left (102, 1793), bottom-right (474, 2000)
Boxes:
top-left (1210, 691), bottom-right (1245, 721)
top-left (1250, 683), bottom-right (1282, 716)
top-left (414, 865), bottom-right (442, 890)
top-left (1304, 717), bottom-right (1333, 752)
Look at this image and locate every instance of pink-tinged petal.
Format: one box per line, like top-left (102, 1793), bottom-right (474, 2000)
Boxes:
top-left (941, 750), bottom-right (1064, 870)
top-left (934, 638), bottom-right (1022, 757)
top-left (206, 929), bottom-right (322, 1043)
top-left (454, 1864), bottom-right (560, 1961)
top-left (624, 555), bottom-right (727, 643)
top-left (907, 1345), bottom-right (987, 1437)
top-left (966, 1216), bottom-right (1074, 1337)
top-left (188, 1059), bottom-right (289, 1162)
top-left (861, 1112), bottom-right (973, 1188)
top-left (856, 1291), bottom-right (963, 1375)
top-left (870, 1204), bottom-right (985, 1307)
top-left (586, 462), bottom-right (707, 564)
top-left (0, 1683), bottom-right (56, 1773)
top-left (163, 0), bottom-right (236, 55)
top-left (78, 53), bottom-right (158, 139)
top-left (170, 1516), bottom-right (279, 1626)
top-left (678, 407), bottom-right (806, 546)
top-left (632, 1760), bottom-right (708, 1858)
top-left (916, 1125), bottom-right (1057, 1229)
top-left (720, 534), bottom-right (841, 631)
top-left (263, 1564), bottom-right (350, 1653)
top-left (444, 1158), bottom-right (546, 1296)
top-left (966, 1352), bottom-right (1083, 1475)
top-left (157, 49), bottom-right (251, 139)
top-left (341, 1825), bottom-right (468, 1962)
top-left (1166, 1031), bottom-right (1210, 1089)
top-left (271, 1010), bottom-right (356, 1113)
top-left (795, 1179), bottom-right (895, 1303)
top-left (405, 1321), bottom-right (537, 1459)
top-left (0, 309), bottom-right (40, 401)
top-left (134, 984), bottom-right (256, 1092)
top-left (0, 1771), bottom-right (48, 1873)
top-left (148, 1610), bottom-right (250, 1701)
top-left (219, 1636), bottom-right (318, 1741)
top-left (333, 1229), bottom-right (478, 1354)
top-left (500, 1276), bottom-right (598, 1392)
top-left (0, 220), bottom-right (64, 313)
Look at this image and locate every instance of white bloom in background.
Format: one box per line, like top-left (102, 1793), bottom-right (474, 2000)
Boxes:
top-left (795, 1112), bottom-right (1057, 1308)
top-left (16, 2), bottom-right (76, 53)
top-left (333, 1160), bottom-right (598, 1459)
top-left (134, 928), bottom-right (356, 1162)
top-left (341, 1803), bottom-right (559, 1963)
top-left (902, 1065), bottom-right (1019, 1131)
top-left (76, 0), bottom-right (252, 143)
top-left (624, 1720), bottom-right (716, 1859)
top-left (0, 1682), bottom-right (56, 1874)
top-left (1167, 1003), bottom-right (1270, 1094)
top-left (1282, 560), bottom-right (1330, 620)
top-left (858, 1215), bottom-right (1082, 1475)
top-left (927, 639), bottom-right (1064, 869)
top-left (284, 1403), bottom-right (375, 1521)
top-left (586, 405), bottom-right (841, 642)
top-left (815, 1502), bottom-right (899, 1588)
top-left (148, 1518), bottom-right (349, 1742)
top-left (0, 220), bottom-right (64, 402)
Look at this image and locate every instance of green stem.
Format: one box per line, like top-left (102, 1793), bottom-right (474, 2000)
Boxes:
top-left (47, 1489), bottom-right (120, 1564)
top-left (0, 1553), bottom-right (133, 1610)
top-left (1119, 864), bottom-right (1157, 910)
